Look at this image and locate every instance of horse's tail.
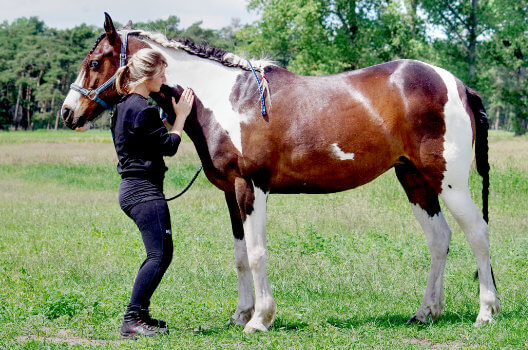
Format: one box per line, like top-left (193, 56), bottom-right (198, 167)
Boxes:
top-left (466, 87), bottom-right (489, 223)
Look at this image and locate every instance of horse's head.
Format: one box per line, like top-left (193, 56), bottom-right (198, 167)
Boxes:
top-left (61, 13), bottom-right (145, 130)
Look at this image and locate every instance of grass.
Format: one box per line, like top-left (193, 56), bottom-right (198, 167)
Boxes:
top-left (0, 129), bottom-right (526, 349)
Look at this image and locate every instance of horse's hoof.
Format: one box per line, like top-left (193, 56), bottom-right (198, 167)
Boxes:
top-left (407, 314), bottom-right (427, 325)
top-left (474, 315), bottom-right (495, 327)
top-left (243, 323), bottom-right (268, 333)
top-left (243, 326), bottom-right (258, 333)
top-left (225, 318), bottom-right (245, 327)
top-left (227, 309), bottom-right (254, 327)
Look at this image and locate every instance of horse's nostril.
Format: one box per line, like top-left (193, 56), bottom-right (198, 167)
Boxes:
top-left (61, 107), bottom-right (74, 128)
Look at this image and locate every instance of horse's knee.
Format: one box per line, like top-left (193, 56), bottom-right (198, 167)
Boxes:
top-left (247, 247), bottom-right (267, 270)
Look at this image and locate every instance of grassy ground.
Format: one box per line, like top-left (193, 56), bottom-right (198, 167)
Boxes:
top-left (0, 129), bottom-right (526, 349)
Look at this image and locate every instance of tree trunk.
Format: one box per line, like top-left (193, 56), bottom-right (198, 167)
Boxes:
top-left (55, 109), bottom-right (60, 130)
top-left (405, 0), bottom-right (419, 37)
top-left (26, 85), bottom-right (31, 130)
top-left (467, 0), bottom-right (478, 85)
top-left (494, 107), bottom-right (500, 130)
top-left (36, 70), bottom-right (44, 88)
top-left (13, 83), bottom-right (22, 129)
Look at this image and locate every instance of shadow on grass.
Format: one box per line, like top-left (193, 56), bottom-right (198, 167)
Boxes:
top-left (326, 310), bottom-right (487, 329)
top-left (190, 316), bottom-right (308, 336)
top-left (191, 324), bottom-right (227, 336)
top-left (269, 316), bottom-right (309, 332)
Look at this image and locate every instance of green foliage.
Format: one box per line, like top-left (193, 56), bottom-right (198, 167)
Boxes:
top-left (39, 291), bottom-right (90, 320)
top-left (0, 19), bottom-right (100, 130)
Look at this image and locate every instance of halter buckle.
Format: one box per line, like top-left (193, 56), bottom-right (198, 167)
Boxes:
top-left (88, 90), bottom-right (98, 100)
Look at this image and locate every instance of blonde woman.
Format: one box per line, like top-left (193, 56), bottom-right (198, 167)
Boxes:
top-left (112, 48), bottom-right (194, 339)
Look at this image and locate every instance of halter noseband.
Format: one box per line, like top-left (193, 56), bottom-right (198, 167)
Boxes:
top-left (70, 31), bottom-right (132, 110)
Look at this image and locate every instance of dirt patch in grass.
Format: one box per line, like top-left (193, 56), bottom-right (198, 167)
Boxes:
top-left (15, 328), bottom-right (121, 346)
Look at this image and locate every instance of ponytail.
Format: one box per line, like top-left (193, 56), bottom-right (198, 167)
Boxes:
top-left (115, 65), bottom-right (130, 95)
top-left (115, 48), bottom-right (167, 95)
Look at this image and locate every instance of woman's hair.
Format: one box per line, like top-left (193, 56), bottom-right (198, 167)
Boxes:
top-left (115, 48), bottom-right (168, 94)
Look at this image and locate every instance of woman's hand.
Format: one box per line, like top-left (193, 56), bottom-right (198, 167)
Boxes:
top-left (169, 88), bottom-right (194, 137)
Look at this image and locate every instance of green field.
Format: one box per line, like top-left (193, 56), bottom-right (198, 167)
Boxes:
top-left (0, 130), bottom-right (527, 349)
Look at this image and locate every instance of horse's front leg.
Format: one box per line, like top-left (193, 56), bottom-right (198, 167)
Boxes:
top-left (224, 191), bottom-right (254, 327)
top-left (234, 178), bottom-right (276, 332)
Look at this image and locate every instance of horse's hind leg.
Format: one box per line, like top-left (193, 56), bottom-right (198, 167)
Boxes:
top-left (440, 186), bottom-right (500, 326)
top-left (225, 191), bottom-right (254, 327)
top-left (395, 160), bottom-right (452, 323)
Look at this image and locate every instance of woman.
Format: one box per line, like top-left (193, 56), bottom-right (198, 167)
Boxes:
top-left (112, 48), bottom-right (194, 338)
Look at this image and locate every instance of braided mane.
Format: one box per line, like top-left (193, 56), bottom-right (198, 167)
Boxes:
top-left (130, 30), bottom-right (274, 72)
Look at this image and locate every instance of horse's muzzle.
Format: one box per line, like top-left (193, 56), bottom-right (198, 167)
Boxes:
top-left (61, 106), bottom-right (76, 129)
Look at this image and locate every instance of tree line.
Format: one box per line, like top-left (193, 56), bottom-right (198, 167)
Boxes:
top-left (0, 0), bottom-right (526, 134)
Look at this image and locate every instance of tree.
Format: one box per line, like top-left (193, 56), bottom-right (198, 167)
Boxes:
top-left (0, 20), bottom-right (99, 129)
top-left (419, 0), bottom-right (496, 85)
top-left (482, 0), bottom-right (528, 134)
top-left (235, 0), bottom-right (432, 75)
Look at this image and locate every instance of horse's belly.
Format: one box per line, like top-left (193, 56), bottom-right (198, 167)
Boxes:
top-left (269, 160), bottom-right (393, 194)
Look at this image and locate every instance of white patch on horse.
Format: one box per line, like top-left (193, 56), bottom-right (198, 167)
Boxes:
top-left (427, 63), bottom-right (473, 192)
top-left (389, 60), bottom-right (409, 113)
top-left (410, 204), bottom-right (452, 322)
top-left (231, 237), bottom-right (255, 326)
top-left (150, 42), bottom-right (247, 153)
top-left (140, 33), bottom-right (272, 155)
top-left (331, 143), bottom-right (355, 160)
top-left (62, 70), bottom-right (85, 112)
top-left (242, 185), bottom-right (275, 332)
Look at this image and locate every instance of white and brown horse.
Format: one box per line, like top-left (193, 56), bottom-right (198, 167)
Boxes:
top-left (61, 13), bottom-right (500, 331)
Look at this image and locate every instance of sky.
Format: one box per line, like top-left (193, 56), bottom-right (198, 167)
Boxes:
top-left (0, 0), bottom-right (260, 30)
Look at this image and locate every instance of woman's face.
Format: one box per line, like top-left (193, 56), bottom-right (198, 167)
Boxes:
top-left (145, 67), bottom-right (167, 93)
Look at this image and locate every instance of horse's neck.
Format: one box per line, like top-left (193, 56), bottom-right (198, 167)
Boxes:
top-left (147, 41), bottom-right (244, 165)
top-left (147, 40), bottom-right (239, 101)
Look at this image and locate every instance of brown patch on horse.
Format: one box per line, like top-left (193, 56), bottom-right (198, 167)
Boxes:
top-left (395, 156), bottom-right (442, 216)
top-left (395, 61), bottom-right (449, 196)
top-left (230, 61), bottom-right (449, 196)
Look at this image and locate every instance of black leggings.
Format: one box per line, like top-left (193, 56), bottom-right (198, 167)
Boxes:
top-left (124, 199), bottom-right (173, 312)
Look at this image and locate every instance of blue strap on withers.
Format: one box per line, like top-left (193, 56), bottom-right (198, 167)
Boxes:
top-left (246, 59), bottom-right (267, 116)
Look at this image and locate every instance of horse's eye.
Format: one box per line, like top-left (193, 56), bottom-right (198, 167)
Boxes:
top-left (89, 60), bottom-right (100, 68)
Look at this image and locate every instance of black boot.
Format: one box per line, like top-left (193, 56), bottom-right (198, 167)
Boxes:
top-left (139, 308), bottom-right (169, 334)
top-left (120, 310), bottom-right (158, 339)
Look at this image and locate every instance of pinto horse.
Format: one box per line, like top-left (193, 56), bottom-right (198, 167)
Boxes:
top-left (61, 13), bottom-right (500, 331)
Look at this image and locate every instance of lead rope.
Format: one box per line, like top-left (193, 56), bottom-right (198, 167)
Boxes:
top-left (165, 165), bottom-right (203, 201)
top-left (157, 109), bottom-right (203, 201)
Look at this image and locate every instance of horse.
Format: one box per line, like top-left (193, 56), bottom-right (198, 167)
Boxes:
top-left (61, 13), bottom-right (500, 332)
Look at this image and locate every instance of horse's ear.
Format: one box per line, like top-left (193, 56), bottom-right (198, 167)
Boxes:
top-left (122, 20), bottom-right (133, 30)
top-left (104, 12), bottom-right (117, 45)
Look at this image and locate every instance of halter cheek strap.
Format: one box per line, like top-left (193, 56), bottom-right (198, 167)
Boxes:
top-left (70, 31), bottom-right (132, 110)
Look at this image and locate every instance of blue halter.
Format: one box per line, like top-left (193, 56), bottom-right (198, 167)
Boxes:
top-left (70, 31), bottom-right (132, 110)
